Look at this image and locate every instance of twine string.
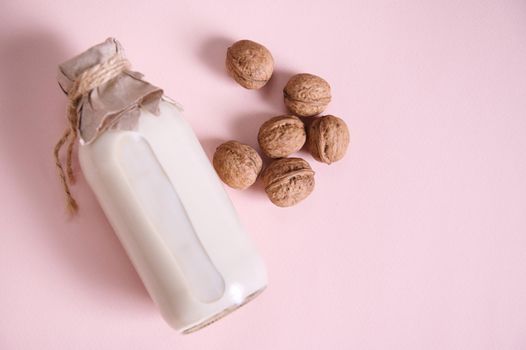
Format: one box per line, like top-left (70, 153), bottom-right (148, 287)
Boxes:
top-left (54, 55), bottom-right (130, 214)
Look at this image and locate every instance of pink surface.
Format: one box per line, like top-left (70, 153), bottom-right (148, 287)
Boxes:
top-left (1, 0), bottom-right (526, 349)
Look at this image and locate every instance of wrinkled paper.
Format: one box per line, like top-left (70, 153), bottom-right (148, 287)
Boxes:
top-left (57, 38), bottom-right (163, 144)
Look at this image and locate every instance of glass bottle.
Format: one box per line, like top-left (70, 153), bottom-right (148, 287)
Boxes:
top-left (56, 38), bottom-right (267, 333)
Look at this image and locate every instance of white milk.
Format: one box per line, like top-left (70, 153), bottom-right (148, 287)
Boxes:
top-left (78, 99), bottom-right (267, 332)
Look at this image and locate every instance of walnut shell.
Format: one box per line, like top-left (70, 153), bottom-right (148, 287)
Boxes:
top-left (226, 40), bottom-right (274, 89)
top-left (213, 141), bottom-right (263, 189)
top-left (308, 115), bottom-right (350, 164)
top-left (261, 157), bottom-right (315, 207)
top-left (283, 73), bottom-right (331, 116)
top-left (258, 115), bottom-right (306, 158)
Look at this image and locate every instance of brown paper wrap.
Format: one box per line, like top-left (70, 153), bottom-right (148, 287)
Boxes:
top-left (57, 37), bottom-right (163, 144)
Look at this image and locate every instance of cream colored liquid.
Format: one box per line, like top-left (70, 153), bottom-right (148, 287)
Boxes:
top-left (78, 100), bottom-right (267, 332)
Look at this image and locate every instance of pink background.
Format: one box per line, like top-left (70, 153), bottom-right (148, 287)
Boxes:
top-left (1, 0), bottom-right (526, 349)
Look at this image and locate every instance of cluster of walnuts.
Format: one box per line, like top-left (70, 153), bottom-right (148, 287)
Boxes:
top-left (213, 39), bottom-right (350, 207)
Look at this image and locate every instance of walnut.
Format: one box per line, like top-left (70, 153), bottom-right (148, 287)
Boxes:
top-left (261, 158), bottom-right (315, 207)
top-left (258, 115), bottom-right (306, 158)
top-left (307, 115), bottom-right (349, 164)
top-left (226, 40), bottom-right (274, 89)
top-left (213, 141), bottom-right (263, 189)
top-left (283, 73), bottom-right (331, 116)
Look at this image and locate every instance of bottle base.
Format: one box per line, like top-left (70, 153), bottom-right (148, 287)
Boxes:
top-left (182, 286), bottom-right (267, 334)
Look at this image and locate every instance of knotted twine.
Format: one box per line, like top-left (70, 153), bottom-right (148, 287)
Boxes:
top-left (53, 55), bottom-right (130, 214)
